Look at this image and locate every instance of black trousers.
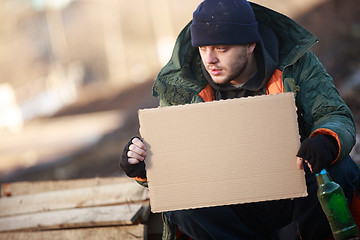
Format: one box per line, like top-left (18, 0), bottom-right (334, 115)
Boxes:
top-left (164, 155), bottom-right (360, 240)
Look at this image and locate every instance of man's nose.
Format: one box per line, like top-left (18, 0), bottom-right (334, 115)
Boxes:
top-left (205, 51), bottom-right (218, 64)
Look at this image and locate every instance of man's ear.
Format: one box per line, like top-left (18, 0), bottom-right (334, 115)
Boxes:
top-left (247, 43), bottom-right (256, 54)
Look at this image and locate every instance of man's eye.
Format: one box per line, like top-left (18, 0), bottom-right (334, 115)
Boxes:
top-left (216, 47), bottom-right (226, 51)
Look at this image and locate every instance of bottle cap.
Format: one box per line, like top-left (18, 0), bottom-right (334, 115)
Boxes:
top-left (318, 169), bottom-right (328, 175)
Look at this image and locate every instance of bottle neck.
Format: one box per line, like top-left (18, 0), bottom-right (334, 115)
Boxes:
top-left (316, 169), bottom-right (331, 185)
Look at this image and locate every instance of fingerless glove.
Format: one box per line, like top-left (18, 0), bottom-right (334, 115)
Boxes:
top-left (119, 136), bottom-right (147, 178)
top-left (297, 134), bottom-right (339, 174)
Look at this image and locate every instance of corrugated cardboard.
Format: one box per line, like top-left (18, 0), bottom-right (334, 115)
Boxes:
top-left (138, 93), bottom-right (307, 213)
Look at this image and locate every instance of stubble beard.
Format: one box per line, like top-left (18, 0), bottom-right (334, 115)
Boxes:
top-left (208, 57), bottom-right (249, 86)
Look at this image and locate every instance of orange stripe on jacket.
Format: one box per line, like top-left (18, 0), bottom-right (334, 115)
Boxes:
top-left (198, 83), bottom-right (215, 102)
top-left (310, 128), bottom-right (341, 164)
top-left (134, 176), bottom-right (148, 182)
top-left (198, 69), bottom-right (284, 102)
top-left (266, 69), bottom-right (284, 94)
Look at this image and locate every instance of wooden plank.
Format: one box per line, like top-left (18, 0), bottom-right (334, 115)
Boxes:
top-left (0, 204), bottom-right (148, 232)
top-left (0, 182), bottom-right (149, 217)
top-left (0, 224), bottom-right (146, 240)
top-left (1, 177), bottom-right (133, 197)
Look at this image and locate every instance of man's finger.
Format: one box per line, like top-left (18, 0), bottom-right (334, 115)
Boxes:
top-left (296, 157), bottom-right (304, 170)
top-left (128, 158), bottom-right (140, 164)
top-left (305, 160), bottom-right (314, 173)
top-left (132, 138), bottom-right (147, 150)
top-left (129, 144), bottom-right (147, 158)
top-left (127, 150), bottom-right (145, 161)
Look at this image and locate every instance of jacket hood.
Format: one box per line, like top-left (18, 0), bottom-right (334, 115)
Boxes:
top-left (250, 2), bottom-right (318, 69)
top-left (153, 2), bottom-right (318, 105)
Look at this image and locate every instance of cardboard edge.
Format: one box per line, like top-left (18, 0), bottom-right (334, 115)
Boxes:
top-left (138, 92), bottom-right (295, 114)
top-left (150, 188), bottom-right (309, 213)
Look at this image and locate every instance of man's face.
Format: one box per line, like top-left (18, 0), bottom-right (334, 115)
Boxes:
top-left (198, 44), bottom-right (253, 86)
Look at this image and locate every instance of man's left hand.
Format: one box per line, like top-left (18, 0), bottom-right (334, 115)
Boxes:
top-left (296, 134), bottom-right (339, 174)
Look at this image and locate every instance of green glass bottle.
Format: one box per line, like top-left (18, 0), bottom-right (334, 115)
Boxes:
top-left (316, 169), bottom-right (360, 240)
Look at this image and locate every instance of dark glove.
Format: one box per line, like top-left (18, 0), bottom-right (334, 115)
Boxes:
top-left (297, 134), bottom-right (339, 174)
top-left (119, 136), bottom-right (147, 178)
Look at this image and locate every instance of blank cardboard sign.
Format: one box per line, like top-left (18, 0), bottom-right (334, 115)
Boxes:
top-left (138, 93), bottom-right (307, 213)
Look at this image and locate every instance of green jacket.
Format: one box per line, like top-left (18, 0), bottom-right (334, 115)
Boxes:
top-left (150, 2), bottom-right (356, 239)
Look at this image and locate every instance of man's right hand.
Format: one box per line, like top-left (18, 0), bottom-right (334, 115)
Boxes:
top-left (127, 137), bottom-right (147, 164)
top-left (119, 137), bottom-right (147, 178)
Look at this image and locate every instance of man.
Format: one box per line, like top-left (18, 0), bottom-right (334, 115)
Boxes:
top-left (120, 0), bottom-right (360, 239)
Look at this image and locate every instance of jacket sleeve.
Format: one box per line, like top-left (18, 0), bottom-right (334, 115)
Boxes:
top-left (159, 98), bottom-right (173, 107)
top-left (293, 50), bottom-right (356, 163)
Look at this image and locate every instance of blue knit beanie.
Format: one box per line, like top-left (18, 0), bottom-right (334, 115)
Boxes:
top-left (190, 0), bottom-right (261, 47)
